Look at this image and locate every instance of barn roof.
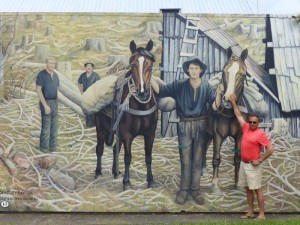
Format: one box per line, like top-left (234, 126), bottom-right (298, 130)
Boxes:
top-left (178, 14), bottom-right (279, 102)
top-left (0, 0), bottom-right (254, 13)
top-left (270, 15), bottom-right (300, 112)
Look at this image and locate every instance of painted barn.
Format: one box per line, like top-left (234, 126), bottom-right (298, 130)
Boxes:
top-left (264, 15), bottom-right (300, 138)
top-left (159, 10), bottom-right (287, 137)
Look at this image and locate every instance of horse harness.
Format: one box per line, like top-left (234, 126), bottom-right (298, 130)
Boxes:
top-left (112, 74), bottom-right (157, 131)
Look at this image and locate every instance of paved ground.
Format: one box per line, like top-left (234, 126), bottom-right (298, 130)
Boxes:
top-left (0, 213), bottom-right (299, 225)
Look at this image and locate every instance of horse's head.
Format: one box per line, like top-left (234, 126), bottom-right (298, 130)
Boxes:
top-left (129, 40), bottom-right (155, 102)
top-left (222, 47), bottom-right (248, 107)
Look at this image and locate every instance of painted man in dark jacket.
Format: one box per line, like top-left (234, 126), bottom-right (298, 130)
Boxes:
top-left (151, 58), bottom-right (215, 205)
top-left (78, 62), bottom-right (100, 127)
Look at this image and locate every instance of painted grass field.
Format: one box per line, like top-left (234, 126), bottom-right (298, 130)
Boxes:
top-left (0, 94), bottom-right (299, 212)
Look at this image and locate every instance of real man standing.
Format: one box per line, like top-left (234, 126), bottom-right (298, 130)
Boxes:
top-left (229, 94), bottom-right (274, 220)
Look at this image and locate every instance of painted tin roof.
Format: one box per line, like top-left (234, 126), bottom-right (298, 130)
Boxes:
top-left (270, 15), bottom-right (300, 112)
top-left (0, 0), bottom-right (254, 13)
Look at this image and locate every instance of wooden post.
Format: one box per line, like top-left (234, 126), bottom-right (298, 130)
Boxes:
top-left (237, 24), bottom-right (250, 35)
top-left (33, 45), bottom-right (49, 63)
top-left (84, 38), bottom-right (106, 51)
top-left (247, 24), bottom-right (258, 40)
top-left (57, 62), bottom-right (72, 80)
top-left (108, 55), bottom-right (130, 67)
top-left (6, 24), bottom-right (14, 32)
top-left (26, 20), bottom-right (40, 29)
top-left (28, 34), bottom-right (35, 43)
top-left (20, 35), bottom-right (28, 49)
top-left (146, 21), bottom-right (163, 33)
top-left (45, 26), bottom-right (54, 36)
top-left (36, 14), bottom-right (45, 21)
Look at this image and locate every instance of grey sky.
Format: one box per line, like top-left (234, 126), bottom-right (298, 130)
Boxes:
top-left (248, 0), bottom-right (300, 14)
top-left (0, 0), bottom-right (299, 14)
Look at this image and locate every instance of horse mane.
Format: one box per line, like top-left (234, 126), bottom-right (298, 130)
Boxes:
top-left (135, 48), bottom-right (155, 62)
top-left (124, 69), bottom-right (132, 78)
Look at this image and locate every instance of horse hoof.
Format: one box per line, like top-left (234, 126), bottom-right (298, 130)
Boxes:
top-left (123, 182), bottom-right (132, 191)
top-left (148, 181), bottom-right (157, 188)
top-left (114, 172), bottom-right (122, 179)
top-left (94, 170), bottom-right (102, 179)
top-left (94, 174), bottom-right (101, 179)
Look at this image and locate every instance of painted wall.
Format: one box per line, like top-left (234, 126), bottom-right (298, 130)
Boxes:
top-left (0, 13), bottom-right (299, 212)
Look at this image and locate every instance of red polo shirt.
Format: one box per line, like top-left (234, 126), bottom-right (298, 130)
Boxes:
top-left (241, 122), bottom-right (271, 161)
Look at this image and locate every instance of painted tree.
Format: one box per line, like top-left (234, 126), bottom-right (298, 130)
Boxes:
top-left (0, 13), bottom-right (19, 84)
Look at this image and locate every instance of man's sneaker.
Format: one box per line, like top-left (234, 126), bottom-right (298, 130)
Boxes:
top-left (175, 190), bottom-right (188, 204)
top-left (191, 190), bottom-right (205, 205)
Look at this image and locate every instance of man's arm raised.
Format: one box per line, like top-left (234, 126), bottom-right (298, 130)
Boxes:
top-left (212, 84), bottom-right (224, 111)
top-left (229, 94), bottom-right (245, 126)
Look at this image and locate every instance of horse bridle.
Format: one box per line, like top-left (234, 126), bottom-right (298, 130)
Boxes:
top-left (112, 60), bottom-right (157, 131)
top-left (128, 76), bottom-right (153, 104)
top-left (215, 63), bottom-right (247, 117)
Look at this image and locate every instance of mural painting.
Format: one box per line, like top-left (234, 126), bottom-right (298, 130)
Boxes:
top-left (0, 12), bottom-right (299, 213)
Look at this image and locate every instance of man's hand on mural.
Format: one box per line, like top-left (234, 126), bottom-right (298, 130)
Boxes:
top-left (229, 94), bottom-right (237, 104)
top-left (216, 83), bottom-right (224, 95)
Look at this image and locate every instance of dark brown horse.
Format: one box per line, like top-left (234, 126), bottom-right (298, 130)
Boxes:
top-left (95, 40), bottom-right (158, 191)
top-left (208, 47), bottom-right (248, 194)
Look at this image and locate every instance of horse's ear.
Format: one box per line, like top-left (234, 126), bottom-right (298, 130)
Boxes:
top-left (240, 48), bottom-right (248, 61)
top-left (227, 47), bottom-right (233, 59)
top-left (130, 40), bottom-right (136, 53)
top-left (145, 39), bottom-right (153, 51)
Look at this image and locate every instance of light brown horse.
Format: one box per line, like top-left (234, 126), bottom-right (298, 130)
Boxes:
top-left (95, 40), bottom-right (158, 191)
top-left (209, 47), bottom-right (248, 193)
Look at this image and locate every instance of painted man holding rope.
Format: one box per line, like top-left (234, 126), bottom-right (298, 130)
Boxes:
top-left (151, 57), bottom-right (215, 205)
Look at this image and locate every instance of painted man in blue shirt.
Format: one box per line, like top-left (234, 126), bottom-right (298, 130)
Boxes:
top-left (151, 58), bottom-right (215, 205)
top-left (78, 62), bottom-right (100, 127)
top-left (36, 56), bottom-right (59, 153)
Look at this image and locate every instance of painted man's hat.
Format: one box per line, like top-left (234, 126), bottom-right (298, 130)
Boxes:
top-left (182, 57), bottom-right (207, 77)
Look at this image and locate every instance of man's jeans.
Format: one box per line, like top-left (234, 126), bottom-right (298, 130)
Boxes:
top-left (39, 100), bottom-right (58, 152)
top-left (177, 119), bottom-right (208, 191)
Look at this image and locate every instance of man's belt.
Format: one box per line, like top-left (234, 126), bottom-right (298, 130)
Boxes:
top-left (45, 98), bottom-right (57, 100)
top-left (180, 116), bottom-right (207, 122)
top-left (242, 160), bottom-right (253, 163)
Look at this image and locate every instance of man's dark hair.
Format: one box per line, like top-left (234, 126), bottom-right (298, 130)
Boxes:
top-left (249, 114), bottom-right (260, 121)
